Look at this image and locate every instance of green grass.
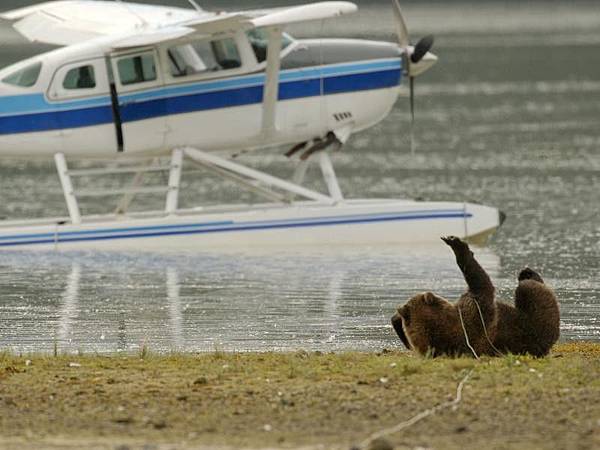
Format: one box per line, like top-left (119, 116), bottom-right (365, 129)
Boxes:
top-left (0, 343), bottom-right (599, 449)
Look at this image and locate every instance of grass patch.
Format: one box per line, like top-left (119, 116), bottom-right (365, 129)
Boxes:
top-left (0, 343), bottom-right (599, 449)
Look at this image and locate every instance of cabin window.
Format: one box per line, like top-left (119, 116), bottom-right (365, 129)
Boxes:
top-left (246, 29), bottom-right (293, 63)
top-left (2, 62), bottom-right (42, 88)
top-left (63, 65), bottom-right (96, 89)
top-left (167, 38), bottom-right (241, 78)
top-left (117, 54), bottom-right (157, 85)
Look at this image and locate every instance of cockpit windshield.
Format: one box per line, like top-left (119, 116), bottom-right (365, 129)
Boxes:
top-left (246, 29), bottom-right (294, 63)
top-left (2, 62), bottom-right (42, 88)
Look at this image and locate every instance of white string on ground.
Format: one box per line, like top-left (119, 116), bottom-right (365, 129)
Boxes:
top-left (458, 305), bottom-right (480, 359)
top-left (355, 368), bottom-right (474, 450)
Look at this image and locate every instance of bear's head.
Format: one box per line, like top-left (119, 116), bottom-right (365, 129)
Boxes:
top-left (391, 291), bottom-right (455, 355)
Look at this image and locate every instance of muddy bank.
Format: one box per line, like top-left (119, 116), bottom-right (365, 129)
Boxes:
top-left (1, 343), bottom-right (599, 449)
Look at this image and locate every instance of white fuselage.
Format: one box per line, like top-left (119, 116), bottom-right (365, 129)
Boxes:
top-left (0, 31), bottom-right (406, 158)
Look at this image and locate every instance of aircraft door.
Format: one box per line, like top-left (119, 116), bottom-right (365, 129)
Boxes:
top-left (109, 49), bottom-right (167, 154)
top-left (47, 58), bottom-right (118, 155)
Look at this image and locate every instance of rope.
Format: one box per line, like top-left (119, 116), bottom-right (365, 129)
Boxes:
top-left (354, 368), bottom-right (474, 450)
top-left (472, 298), bottom-right (504, 356)
top-left (458, 305), bottom-right (479, 359)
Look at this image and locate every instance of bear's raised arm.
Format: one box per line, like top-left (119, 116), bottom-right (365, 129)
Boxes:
top-left (441, 236), bottom-right (494, 298)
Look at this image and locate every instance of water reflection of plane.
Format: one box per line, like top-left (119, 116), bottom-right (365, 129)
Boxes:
top-left (54, 246), bottom-right (501, 352)
top-left (57, 263), bottom-right (80, 351)
top-left (167, 267), bottom-right (184, 350)
top-left (57, 264), bottom-right (185, 352)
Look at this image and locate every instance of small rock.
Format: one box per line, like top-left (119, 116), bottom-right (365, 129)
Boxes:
top-left (389, 362), bottom-right (397, 368)
top-left (193, 376), bottom-right (208, 385)
top-left (367, 437), bottom-right (394, 450)
top-left (152, 420), bottom-right (167, 430)
top-left (263, 424), bottom-right (272, 432)
top-left (25, 360), bottom-right (32, 366)
top-left (113, 416), bottom-right (133, 425)
top-left (379, 377), bottom-right (389, 384)
top-left (68, 362), bottom-right (81, 368)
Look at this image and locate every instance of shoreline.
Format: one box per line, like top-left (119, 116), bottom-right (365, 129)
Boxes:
top-left (1, 342), bottom-right (599, 449)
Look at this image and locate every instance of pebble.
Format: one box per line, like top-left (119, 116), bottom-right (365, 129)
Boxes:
top-left (152, 420), bottom-right (167, 430)
top-left (193, 376), bottom-right (208, 385)
top-left (68, 362), bottom-right (81, 368)
top-left (263, 424), bottom-right (272, 432)
top-left (368, 437), bottom-right (394, 450)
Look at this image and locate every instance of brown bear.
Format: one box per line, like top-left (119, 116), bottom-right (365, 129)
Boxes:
top-left (391, 236), bottom-right (560, 357)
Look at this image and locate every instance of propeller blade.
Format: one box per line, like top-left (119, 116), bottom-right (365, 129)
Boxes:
top-left (409, 76), bottom-right (415, 155)
top-left (391, 0), bottom-right (410, 49)
top-left (411, 34), bottom-right (435, 64)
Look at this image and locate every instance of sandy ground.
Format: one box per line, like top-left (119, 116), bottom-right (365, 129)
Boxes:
top-left (1, 343), bottom-right (599, 450)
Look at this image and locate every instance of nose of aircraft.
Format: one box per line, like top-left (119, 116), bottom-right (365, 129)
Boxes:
top-left (408, 50), bottom-right (438, 77)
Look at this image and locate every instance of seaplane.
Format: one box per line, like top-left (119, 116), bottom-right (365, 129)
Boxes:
top-left (0, 0), bottom-right (503, 251)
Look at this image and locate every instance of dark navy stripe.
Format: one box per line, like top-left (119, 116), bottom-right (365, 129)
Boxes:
top-left (0, 105), bottom-right (113, 135)
top-left (0, 69), bottom-right (401, 135)
top-left (0, 212), bottom-right (471, 247)
top-left (323, 69), bottom-right (400, 95)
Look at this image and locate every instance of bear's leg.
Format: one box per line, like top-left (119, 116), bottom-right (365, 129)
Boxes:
top-left (514, 274), bottom-right (560, 356)
top-left (441, 236), bottom-right (495, 312)
top-left (518, 267), bottom-right (544, 284)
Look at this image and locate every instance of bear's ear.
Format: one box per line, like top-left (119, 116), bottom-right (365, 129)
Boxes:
top-left (422, 292), bottom-right (440, 306)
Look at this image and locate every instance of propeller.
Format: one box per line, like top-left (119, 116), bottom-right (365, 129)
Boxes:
top-left (391, 1), bottom-right (435, 153)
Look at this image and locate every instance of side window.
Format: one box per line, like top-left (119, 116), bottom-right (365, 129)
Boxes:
top-left (246, 29), bottom-right (294, 63)
top-left (2, 62), bottom-right (42, 88)
top-left (167, 38), bottom-right (241, 78)
top-left (117, 53), bottom-right (157, 85)
top-left (63, 65), bottom-right (96, 90)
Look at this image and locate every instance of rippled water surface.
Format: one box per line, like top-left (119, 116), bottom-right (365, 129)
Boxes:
top-left (0, 1), bottom-right (598, 353)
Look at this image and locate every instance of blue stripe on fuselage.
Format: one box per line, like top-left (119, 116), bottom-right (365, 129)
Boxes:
top-left (0, 59), bottom-right (402, 135)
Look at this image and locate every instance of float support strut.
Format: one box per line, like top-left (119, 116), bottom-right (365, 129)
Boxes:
top-left (183, 147), bottom-right (333, 203)
top-left (54, 153), bottom-right (81, 225)
top-left (165, 149), bottom-right (183, 214)
top-left (319, 152), bottom-right (343, 202)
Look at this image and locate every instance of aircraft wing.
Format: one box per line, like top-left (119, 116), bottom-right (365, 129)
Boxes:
top-left (0, 1), bottom-right (198, 46)
top-left (0, 1), bottom-right (357, 47)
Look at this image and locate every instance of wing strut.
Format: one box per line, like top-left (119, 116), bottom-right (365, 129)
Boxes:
top-left (261, 26), bottom-right (283, 138)
top-left (105, 56), bottom-right (124, 152)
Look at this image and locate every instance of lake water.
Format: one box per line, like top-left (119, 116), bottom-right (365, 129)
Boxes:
top-left (0, 1), bottom-right (598, 353)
